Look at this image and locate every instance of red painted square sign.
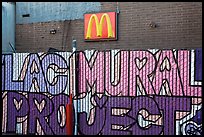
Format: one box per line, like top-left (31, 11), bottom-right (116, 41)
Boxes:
top-left (84, 12), bottom-right (117, 41)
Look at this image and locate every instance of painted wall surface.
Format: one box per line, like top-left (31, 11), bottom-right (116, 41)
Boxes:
top-left (2, 2), bottom-right (15, 53)
top-left (2, 48), bottom-right (202, 135)
top-left (16, 2), bottom-right (101, 24)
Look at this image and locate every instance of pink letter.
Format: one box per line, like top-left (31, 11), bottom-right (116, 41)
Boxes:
top-left (78, 51), bottom-right (104, 94)
top-left (152, 50), bottom-right (183, 96)
top-left (177, 50), bottom-right (202, 97)
top-left (105, 51), bottom-right (129, 96)
top-left (129, 51), bottom-right (156, 96)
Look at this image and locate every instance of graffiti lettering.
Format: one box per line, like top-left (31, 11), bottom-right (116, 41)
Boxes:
top-left (78, 50), bottom-right (202, 97)
top-left (5, 91), bottom-right (73, 135)
top-left (2, 49), bottom-right (202, 135)
top-left (78, 51), bottom-right (105, 94)
top-left (2, 53), bottom-right (68, 94)
top-left (78, 95), bottom-right (192, 135)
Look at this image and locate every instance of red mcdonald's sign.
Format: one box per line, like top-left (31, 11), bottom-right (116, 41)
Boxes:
top-left (84, 12), bottom-right (117, 41)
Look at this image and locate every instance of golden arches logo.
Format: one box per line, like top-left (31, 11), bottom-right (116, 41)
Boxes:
top-left (86, 13), bottom-right (114, 39)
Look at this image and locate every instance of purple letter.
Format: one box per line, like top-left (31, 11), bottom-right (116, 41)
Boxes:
top-left (154, 96), bottom-right (191, 135)
top-left (78, 95), bottom-right (106, 135)
top-left (49, 94), bottom-right (73, 135)
top-left (2, 55), bottom-right (5, 90)
top-left (6, 92), bottom-right (29, 133)
top-left (4, 55), bottom-right (23, 91)
top-left (102, 96), bottom-right (134, 135)
top-left (28, 93), bottom-right (54, 134)
top-left (24, 54), bottom-right (47, 93)
top-left (41, 54), bottom-right (68, 95)
top-left (129, 96), bottom-right (162, 135)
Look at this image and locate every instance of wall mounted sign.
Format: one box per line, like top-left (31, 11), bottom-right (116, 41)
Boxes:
top-left (84, 12), bottom-right (117, 41)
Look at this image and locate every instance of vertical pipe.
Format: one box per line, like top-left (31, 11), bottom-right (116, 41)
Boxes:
top-left (66, 94), bottom-right (73, 135)
top-left (72, 39), bottom-right (78, 135)
top-left (66, 102), bottom-right (73, 135)
top-left (66, 39), bottom-right (76, 135)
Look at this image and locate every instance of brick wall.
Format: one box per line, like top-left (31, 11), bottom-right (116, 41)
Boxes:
top-left (16, 2), bottom-right (202, 52)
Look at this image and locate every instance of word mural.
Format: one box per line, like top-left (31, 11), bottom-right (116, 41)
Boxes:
top-left (2, 49), bottom-right (202, 135)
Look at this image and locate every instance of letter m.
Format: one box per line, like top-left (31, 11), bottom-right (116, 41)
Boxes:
top-left (78, 51), bottom-right (104, 94)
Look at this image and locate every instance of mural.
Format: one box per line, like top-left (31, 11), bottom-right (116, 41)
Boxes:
top-left (2, 48), bottom-right (202, 135)
top-left (2, 52), bottom-right (72, 135)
